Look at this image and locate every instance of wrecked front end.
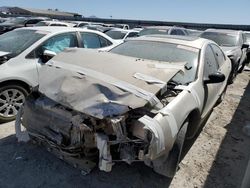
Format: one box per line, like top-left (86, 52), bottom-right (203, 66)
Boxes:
top-left (20, 93), bottom-right (155, 173)
top-left (16, 49), bottom-right (184, 175)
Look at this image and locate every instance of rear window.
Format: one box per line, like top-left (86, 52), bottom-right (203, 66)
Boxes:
top-left (106, 30), bottom-right (127, 40)
top-left (139, 28), bottom-right (169, 36)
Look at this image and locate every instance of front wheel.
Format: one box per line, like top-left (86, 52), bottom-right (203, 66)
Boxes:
top-left (153, 121), bottom-right (188, 177)
top-left (216, 86), bottom-right (227, 105)
top-left (0, 85), bottom-right (28, 123)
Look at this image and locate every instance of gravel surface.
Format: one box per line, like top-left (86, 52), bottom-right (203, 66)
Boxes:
top-left (0, 71), bottom-right (249, 188)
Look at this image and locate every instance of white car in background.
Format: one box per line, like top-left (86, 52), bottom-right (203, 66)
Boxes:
top-left (0, 26), bottom-right (119, 122)
top-left (35, 20), bottom-right (75, 27)
top-left (105, 28), bottom-right (139, 42)
top-left (200, 29), bottom-right (249, 83)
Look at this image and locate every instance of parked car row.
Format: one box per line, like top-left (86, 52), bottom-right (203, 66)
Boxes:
top-left (0, 19), bottom-right (248, 177)
top-left (0, 17), bottom-right (49, 34)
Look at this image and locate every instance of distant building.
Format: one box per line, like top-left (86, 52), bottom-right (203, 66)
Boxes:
top-left (0, 6), bottom-right (82, 18)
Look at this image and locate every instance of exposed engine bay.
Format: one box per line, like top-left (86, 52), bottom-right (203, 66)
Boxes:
top-left (20, 85), bottom-right (180, 174)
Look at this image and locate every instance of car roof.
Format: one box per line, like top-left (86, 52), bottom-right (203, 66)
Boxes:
top-left (143, 26), bottom-right (186, 30)
top-left (205, 29), bottom-right (242, 35)
top-left (127, 35), bottom-right (210, 49)
top-left (17, 26), bottom-right (104, 34)
top-left (108, 28), bottom-right (139, 32)
top-left (40, 20), bottom-right (72, 25)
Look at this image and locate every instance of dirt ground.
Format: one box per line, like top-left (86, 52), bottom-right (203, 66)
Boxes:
top-left (0, 71), bottom-right (249, 188)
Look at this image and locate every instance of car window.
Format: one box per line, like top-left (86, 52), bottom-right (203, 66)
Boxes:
top-left (99, 36), bottom-right (112, 47)
top-left (26, 19), bottom-right (39, 25)
top-left (245, 33), bottom-right (250, 43)
top-left (41, 32), bottom-right (77, 53)
top-left (27, 32), bottom-right (77, 58)
top-left (105, 30), bottom-right (127, 39)
top-left (238, 33), bottom-right (243, 45)
top-left (50, 24), bottom-right (67, 27)
top-left (210, 44), bottom-right (226, 67)
top-left (204, 45), bottom-right (219, 79)
top-left (176, 29), bottom-right (186, 35)
top-left (81, 32), bottom-right (112, 48)
top-left (126, 32), bottom-right (138, 38)
top-left (79, 23), bottom-right (89, 27)
top-left (170, 29), bottom-right (178, 35)
top-left (171, 29), bottom-right (185, 35)
top-left (81, 32), bottom-right (101, 48)
top-left (243, 33), bottom-right (247, 43)
top-left (139, 28), bottom-right (169, 36)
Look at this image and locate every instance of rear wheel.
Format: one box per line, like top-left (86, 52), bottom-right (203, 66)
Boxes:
top-left (0, 85), bottom-right (28, 123)
top-left (238, 61), bottom-right (246, 73)
top-left (228, 60), bottom-right (239, 84)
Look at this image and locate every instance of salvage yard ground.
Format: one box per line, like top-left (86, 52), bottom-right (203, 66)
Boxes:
top-left (0, 71), bottom-right (249, 188)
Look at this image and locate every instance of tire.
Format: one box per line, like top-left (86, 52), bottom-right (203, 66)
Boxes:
top-left (228, 60), bottom-right (239, 84)
top-left (238, 62), bottom-right (246, 73)
top-left (216, 86), bottom-right (227, 105)
top-left (0, 84), bottom-right (28, 123)
top-left (154, 121), bottom-right (188, 177)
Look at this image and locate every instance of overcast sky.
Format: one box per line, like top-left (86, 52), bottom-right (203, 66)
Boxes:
top-left (1, 0), bottom-right (250, 24)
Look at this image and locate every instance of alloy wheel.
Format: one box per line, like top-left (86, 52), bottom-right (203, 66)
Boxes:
top-left (0, 89), bottom-right (25, 118)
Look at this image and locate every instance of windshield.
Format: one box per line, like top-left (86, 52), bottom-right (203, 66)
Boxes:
top-left (200, 32), bottom-right (238, 46)
top-left (0, 29), bottom-right (46, 56)
top-left (2, 18), bottom-right (26, 25)
top-left (110, 40), bottom-right (199, 84)
top-left (139, 28), bottom-right (169, 36)
top-left (106, 30), bottom-right (127, 39)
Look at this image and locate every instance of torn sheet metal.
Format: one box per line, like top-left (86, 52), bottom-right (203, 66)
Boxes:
top-left (159, 110), bottom-right (178, 138)
top-left (39, 49), bottom-right (182, 119)
top-left (139, 115), bottom-right (165, 159)
top-left (147, 62), bottom-right (187, 73)
top-left (15, 106), bottom-right (30, 142)
top-left (174, 85), bottom-right (201, 107)
top-left (133, 72), bottom-right (166, 88)
top-left (96, 133), bottom-right (113, 172)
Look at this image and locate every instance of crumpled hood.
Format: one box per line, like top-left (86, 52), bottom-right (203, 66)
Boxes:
top-left (38, 48), bottom-right (184, 119)
top-left (221, 46), bottom-right (240, 56)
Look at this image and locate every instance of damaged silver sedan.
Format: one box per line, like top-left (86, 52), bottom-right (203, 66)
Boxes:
top-left (16, 35), bottom-right (231, 177)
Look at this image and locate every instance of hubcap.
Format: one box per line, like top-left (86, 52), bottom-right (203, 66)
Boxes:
top-left (0, 89), bottom-right (25, 118)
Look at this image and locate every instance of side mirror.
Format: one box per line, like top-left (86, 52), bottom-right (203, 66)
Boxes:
top-left (40, 50), bottom-right (56, 63)
top-left (204, 72), bottom-right (225, 84)
top-left (242, 43), bottom-right (249, 49)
